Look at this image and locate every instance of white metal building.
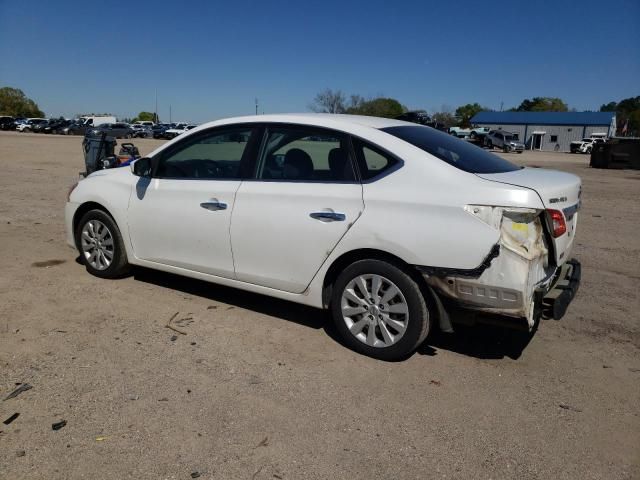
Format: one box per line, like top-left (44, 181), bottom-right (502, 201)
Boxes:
top-left (470, 111), bottom-right (616, 152)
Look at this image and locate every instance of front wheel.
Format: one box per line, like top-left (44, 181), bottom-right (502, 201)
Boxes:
top-left (331, 259), bottom-right (430, 360)
top-left (75, 209), bottom-right (131, 279)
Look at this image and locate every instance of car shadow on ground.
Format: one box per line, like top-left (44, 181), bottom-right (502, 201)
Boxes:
top-left (129, 265), bottom-right (536, 361)
top-left (419, 324), bottom-right (537, 360)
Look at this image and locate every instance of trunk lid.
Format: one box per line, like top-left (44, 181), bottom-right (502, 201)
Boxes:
top-left (477, 168), bottom-right (581, 265)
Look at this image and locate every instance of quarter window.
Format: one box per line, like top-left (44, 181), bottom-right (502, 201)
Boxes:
top-left (550, 135), bottom-right (558, 142)
top-left (352, 139), bottom-right (399, 180)
top-left (256, 127), bottom-right (356, 182)
top-left (156, 127), bottom-right (254, 179)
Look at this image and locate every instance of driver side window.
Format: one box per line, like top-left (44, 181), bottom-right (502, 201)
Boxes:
top-left (156, 127), bottom-right (254, 179)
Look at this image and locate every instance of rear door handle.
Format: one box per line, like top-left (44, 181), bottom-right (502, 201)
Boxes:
top-left (309, 211), bottom-right (346, 222)
top-left (200, 200), bottom-right (227, 211)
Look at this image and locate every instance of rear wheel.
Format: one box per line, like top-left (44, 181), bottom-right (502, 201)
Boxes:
top-left (331, 259), bottom-right (430, 360)
top-left (486, 140), bottom-right (493, 149)
top-left (75, 209), bottom-right (131, 279)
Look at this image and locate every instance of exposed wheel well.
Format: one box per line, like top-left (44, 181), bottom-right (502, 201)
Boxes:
top-left (72, 202), bottom-right (115, 242)
top-left (321, 248), bottom-right (427, 308)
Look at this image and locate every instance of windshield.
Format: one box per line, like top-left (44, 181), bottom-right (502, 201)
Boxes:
top-left (504, 135), bottom-right (514, 141)
top-left (381, 125), bottom-right (520, 174)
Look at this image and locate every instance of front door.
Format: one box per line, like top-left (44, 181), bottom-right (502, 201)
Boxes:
top-left (531, 133), bottom-right (544, 150)
top-left (231, 125), bottom-right (364, 293)
top-left (127, 125), bottom-right (259, 278)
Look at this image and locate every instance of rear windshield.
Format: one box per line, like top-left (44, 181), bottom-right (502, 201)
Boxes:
top-left (381, 125), bottom-right (521, 174)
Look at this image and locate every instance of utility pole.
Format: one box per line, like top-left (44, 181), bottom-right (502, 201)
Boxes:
top-left (154, 89), bottom-right (158, 123)
top-left (255, 98), bottom-right (258, 115)
top-left (500, 101), bottom-right (504, 112)
top-left (169, 105), bottom-right (172, 123)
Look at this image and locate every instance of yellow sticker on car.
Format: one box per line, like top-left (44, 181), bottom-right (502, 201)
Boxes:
top-left (511, 223), bottom-right (528, 232)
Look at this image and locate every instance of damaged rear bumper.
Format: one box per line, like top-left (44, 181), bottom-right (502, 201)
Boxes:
top-left (538, 259), bottom-right (581, 320)
top-left (416, 205), bottom-right (581, 331)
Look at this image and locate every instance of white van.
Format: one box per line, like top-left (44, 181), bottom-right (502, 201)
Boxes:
top-left (132, 121), bottom-right (155, 128)
top-left (79, 116), bottom-right (116, 127)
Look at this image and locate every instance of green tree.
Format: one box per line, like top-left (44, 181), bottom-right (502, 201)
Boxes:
top-left (601, 96), bottom-right (640, 135)
top-left (132, 111), bottom-right (158, 123)
top-left (455, 103), bottom-right (486, 127)
top-left (346, 97), bottom-right (406, 118)
top-left (0, 87), bottom-right (45, 117)
top-left (599, 101), bottom-right (617, 112)
top-left (515, 97), bottom-right (568, 112)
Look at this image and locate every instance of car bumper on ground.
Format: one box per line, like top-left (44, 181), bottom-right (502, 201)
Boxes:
top-left (538, 258), bottom-right (581, 320)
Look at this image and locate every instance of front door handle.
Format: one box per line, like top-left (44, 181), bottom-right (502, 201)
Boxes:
top-left (309, 211), bottom-right (346, 222)
top-left (200, 200), bottom-right (227, 211)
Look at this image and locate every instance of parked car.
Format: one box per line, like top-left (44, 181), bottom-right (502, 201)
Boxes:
top-left (64, 122), bottom-right (91, 136)
top-left (570, 137), bottom-right (606, 154)
top-left (43, 119), bottom-right (72, 134)
top-left (90, 123), bottom-right (134, 139)
top-left (132, 120), bottom-right (155, 128)
top-left (0, 116), bottom-right (16, 130)
top-left (78, 116), bottom-right (116, 128)
top-left (484, 130), bottom-right (525, 153)
top-left (16, 118), bottom-right (47, 132)
top-left (152, 123), bottom-right (173, 139)
top-left (395, 110), bottom-right (432, 125)
top-left (131, 124), bottom-right (153, 138)
top-left (34, 118), bottom-right (67, 134)
top-left (163, 123), bottom-right (197, 139)
top-left (66, 114), bottom-right (582, 360)
top-left (449, 126), bottom-right (490, 138)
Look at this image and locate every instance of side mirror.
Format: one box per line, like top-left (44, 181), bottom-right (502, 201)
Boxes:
top-left (131, 157), bottom-right (154, 177)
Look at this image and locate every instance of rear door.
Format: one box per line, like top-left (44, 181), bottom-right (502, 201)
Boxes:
top-left (230, 124), bottom-right (364, 293)
top-left (127, 125), bottom-right (260, 277)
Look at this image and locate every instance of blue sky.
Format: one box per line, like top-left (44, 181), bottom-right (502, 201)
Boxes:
top-left (1, 0), bottom-right (638, 122)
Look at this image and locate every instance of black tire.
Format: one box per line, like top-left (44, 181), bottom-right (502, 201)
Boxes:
top-left (470, 131), bottom-right (477, 139)
top-left (330, 259), bottom-right (430, 361)
top-left (75, 209), bottom-right (131, 279)
top-left (486, 140), bottom-right (493, 149)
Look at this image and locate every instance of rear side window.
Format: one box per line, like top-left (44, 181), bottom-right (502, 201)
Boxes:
top-left (382, 125), bottom-right (520, 174)
top-left (256, 126), bottom-right (356, 182)
top-left (351, 139), bottom-right (399, 180)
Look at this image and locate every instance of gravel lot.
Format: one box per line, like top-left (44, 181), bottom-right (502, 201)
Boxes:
top-left (0, 131), bottom-right (638, 480)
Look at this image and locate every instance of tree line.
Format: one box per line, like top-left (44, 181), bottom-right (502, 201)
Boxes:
top-left (2, 85), bottom-right (637, 136)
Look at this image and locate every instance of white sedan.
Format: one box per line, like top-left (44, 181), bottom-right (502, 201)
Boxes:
top-left (65, 114), bottom-right (582, 360)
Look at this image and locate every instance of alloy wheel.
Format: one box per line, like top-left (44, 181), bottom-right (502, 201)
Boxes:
top-left (80, 219), bottom-right (114, 271)
top-left (340, 274), bottom-right (409, 348)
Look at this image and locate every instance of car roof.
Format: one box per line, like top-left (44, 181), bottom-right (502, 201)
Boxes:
top-left (195, 113), bottom-right (413, 131)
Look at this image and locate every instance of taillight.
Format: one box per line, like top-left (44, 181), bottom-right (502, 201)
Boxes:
top-left (547, 209), bottom-right (566, 237)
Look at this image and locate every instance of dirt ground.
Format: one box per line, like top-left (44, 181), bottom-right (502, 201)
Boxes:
top-left (0, 131), bottom-right (638, 480)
